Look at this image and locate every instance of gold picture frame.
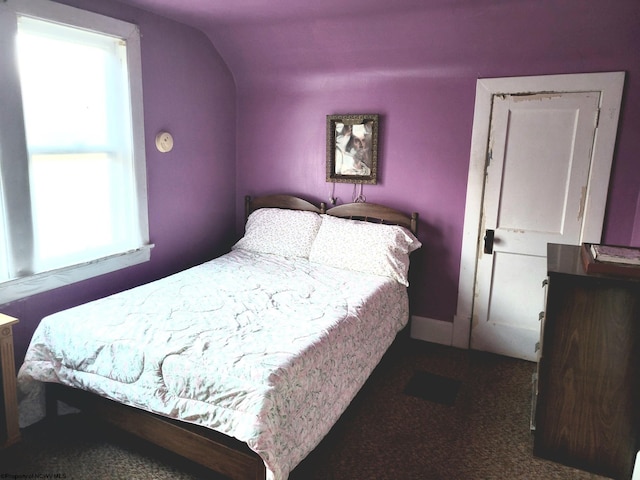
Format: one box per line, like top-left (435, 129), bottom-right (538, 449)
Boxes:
top-left (326, 114), bottom-right (379, 184)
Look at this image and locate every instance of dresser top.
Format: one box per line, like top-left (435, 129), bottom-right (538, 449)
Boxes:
top-left (548, 243), bottom-right (640, 283)
top-left (547, 244), bottom-right (585, 276)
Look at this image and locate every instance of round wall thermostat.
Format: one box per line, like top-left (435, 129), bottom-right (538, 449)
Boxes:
top-left (155, 131), bottom-right (174, 153)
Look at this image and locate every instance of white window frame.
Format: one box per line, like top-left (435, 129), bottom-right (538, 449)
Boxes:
top-left (0, 0), bottom-right (151, 304)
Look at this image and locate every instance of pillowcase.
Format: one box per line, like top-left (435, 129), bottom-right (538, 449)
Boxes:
top-left (308, 214), bottom-right (421, 286)
top-left (232, 208), bottom-right (322, 258)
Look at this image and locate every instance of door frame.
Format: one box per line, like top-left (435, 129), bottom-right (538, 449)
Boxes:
top-left (452, 71), bottom-right (625, 349)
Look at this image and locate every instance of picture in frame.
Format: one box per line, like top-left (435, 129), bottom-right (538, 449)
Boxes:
top-left (326, 114), bottom-right (379, 184)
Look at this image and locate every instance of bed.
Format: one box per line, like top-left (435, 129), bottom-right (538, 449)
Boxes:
top-left (16, 194), bottom-right (420, 480)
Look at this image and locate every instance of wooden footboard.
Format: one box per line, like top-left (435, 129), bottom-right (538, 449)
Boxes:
top-left (46, 384), bottom-right (266, 480)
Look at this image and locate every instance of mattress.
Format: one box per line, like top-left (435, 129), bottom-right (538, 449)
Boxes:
top-left (17, 249), bottom-right (409, 480)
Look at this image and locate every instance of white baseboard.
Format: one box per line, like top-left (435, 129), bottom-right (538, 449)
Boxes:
top-left (410, 315), bottom-right (455, 346)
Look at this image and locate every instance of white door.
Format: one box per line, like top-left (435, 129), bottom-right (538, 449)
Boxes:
top-left (470, 91), bottom-right (600, 361)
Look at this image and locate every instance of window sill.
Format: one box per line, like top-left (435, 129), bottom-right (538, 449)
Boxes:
top-left (0, 244), bottom-right (154, 305)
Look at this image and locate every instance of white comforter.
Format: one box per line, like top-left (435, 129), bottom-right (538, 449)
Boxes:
top-left (17, 249), bottom-right (409, 480)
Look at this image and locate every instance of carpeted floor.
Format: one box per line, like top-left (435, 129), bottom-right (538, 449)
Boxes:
top-left (0, 340), bottom-right (611, 479)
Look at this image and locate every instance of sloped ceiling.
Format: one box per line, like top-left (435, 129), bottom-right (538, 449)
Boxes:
top-left (115, 0), bottom-right (436, 22)
top-left (113, 0), bottom-right (622, 89)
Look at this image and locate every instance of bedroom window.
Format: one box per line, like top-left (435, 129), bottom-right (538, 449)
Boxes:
top-left (0, 0), bottom-right (150, 304)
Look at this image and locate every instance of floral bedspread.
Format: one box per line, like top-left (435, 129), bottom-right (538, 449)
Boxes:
top-left (17, 249), bottom-right (408, 480)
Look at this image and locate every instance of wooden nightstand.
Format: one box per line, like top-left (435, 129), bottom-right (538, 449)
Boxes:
top-left (0, 313), bottom-right (19, 448)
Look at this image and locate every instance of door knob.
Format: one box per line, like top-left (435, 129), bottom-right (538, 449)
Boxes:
top-left (484, 229), bottom-right (495, 254)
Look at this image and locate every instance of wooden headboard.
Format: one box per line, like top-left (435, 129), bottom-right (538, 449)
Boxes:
top-left (325, 202), bottom-right (418, 235)
top-left (245, 195), bottom-right (418, 235)
top-left (245, 194), bottom-right (325, 219)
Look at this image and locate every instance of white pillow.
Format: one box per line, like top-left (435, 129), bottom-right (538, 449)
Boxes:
top-left (309, 214), bottom-right (421, 286)
top-left (232, 208), bottom-right (322, 258)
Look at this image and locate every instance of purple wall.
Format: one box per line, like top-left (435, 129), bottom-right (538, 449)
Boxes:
top-left (4, 0), bottom-right (640, 365)
top-left (3, 0), bottom-right (237, 363)
top-left (233, 78), bottom-right (472, 321)
top-left (210, 1), bottom-right (640, 321)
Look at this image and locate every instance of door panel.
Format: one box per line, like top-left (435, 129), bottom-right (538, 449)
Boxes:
top-left (471, 92), bottom-right (600, 360)
top-left (499, 109), bottom-right (578, 234)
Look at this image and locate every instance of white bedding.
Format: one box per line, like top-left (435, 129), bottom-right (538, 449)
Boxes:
top-left (17, 249), bottom-right (409, 480)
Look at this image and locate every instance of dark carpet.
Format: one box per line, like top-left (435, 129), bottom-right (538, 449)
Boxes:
top-left (403, 371), bottom-right (460, 406)
top-left (0, 340), bottom-right (610, 479)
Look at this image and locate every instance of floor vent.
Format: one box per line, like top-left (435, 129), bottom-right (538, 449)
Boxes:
top-left (403, 371), bottom-right (460, 406)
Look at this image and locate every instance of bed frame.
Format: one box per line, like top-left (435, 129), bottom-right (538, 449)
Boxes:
top-left (45, 194), bottom-right (419, 480)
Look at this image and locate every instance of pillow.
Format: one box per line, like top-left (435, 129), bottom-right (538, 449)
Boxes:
top-left (308, 214), bottom-right (421, 286)
top-left (232, 208), bottom-right (322, 258)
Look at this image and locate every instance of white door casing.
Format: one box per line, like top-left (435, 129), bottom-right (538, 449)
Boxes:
top-left (453, 72), bottom-right (625, 358)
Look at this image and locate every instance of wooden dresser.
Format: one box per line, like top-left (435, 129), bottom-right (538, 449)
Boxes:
top-left (534, 243), bottom-right (640, 479)
top-left (0, 313), bottom-right (20, 448)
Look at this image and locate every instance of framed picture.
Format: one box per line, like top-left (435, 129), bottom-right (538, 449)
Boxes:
top-left (326, 114), bottom-right (379, 184)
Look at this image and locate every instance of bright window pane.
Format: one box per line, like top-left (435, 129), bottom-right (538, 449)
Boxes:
top-left (17, 27), bottom-right (111, 149)
top-left (30, 153), bottom-right (115, 269)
